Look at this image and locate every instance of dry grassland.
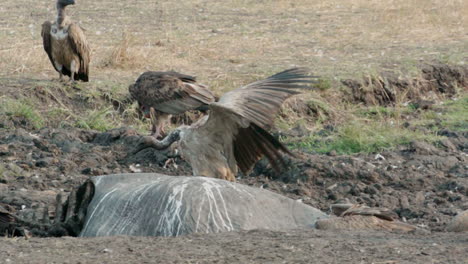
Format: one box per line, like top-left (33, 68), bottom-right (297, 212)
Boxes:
top-left (1, 0), bottom-right (466, 83)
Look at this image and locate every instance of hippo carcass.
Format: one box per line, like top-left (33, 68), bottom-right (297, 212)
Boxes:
top-left (79, 173), bottom-right (327, 237)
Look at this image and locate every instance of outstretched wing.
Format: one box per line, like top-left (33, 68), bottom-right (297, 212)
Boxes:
top-left (218, 67), bottom-right (315, 128)
top-left (68, 23), bottom-right (90, 81)
top-left (129, 71), bottom-right (216, 115)
top-left (199, 67), bottom-right (318, 175)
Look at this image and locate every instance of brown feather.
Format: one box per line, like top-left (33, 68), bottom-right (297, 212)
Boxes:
top-left (217, 67), bottom-right (317, 129)
top-left (129, 71), bottom-right (216, 115)
top-left (234, 123), bottom-right (292, 175)
top-left (41, 21), bottom-right (72, 77)
top-left (67, 23), bottom-right (90, 81)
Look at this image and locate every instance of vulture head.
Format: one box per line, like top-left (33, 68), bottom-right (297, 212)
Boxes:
top-left (57, 0), bottom-right (75, 8)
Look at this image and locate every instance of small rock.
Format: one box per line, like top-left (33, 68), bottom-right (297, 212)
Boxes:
top-left (35, 159), bottom-right (49, 168)
top-left (414, 192), bottom-right (425, 206)
top-left (439, 139), bottom-right (457, 152)
top-left (447, 210), bottom-right (468, 232)
top-left (399, 195), bottom-right (410, 209)
top-left (374, 154), bottom-right (385, 161)
top-left (410, 141), bottom-right (438, 155)
top-left (364, 186), bottom-right (378, 195)
top-left (411, 100), bottom-right (434, 110)
top-left (81, 168), bottom-right (92, 175)
top-left (101, 248), bottom-right (113, 253)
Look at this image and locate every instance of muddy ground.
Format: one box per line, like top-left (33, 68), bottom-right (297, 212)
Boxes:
top-left (1, 124), bottom-right (466, 230)
top-left (0, 63), bottom-right (466, 263)
top-left (0, 229), bottom-right (467, 263)
top-left (0, 113), bottom-right (467, 262)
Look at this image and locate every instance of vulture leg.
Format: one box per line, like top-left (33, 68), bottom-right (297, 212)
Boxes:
top-left (152, 122), bottom-right (167, 140)
top-left (158, 114), bottom-right (172, 139)
top-left (54, 62), bottom-right (65, 82)
top-left (149, 107), bottom-right (160, 138)
top-left (150, 108), bottom-right (169, 139)
top-left (69, 61), bottom-right (76, 82)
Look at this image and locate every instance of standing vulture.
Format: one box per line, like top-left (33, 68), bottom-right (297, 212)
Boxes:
top-left (135, 68), bottom-right (318, 181)
top-left (41, 0), bottom-right (90, 82)
top-left (129, 71), bottom-right (216, 139)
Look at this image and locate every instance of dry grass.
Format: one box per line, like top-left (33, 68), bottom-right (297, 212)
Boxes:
top-left (0, 0), bottom-right (466, 82)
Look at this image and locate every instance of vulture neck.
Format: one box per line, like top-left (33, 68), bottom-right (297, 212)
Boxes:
top-left (56, 4), bottom-right (68, 28)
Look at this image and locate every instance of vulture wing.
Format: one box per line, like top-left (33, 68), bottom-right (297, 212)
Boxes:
top-left (41, 21), bottom-right (57, 72)
top-left (199, 67), bottom-right (317, 175)
top-left (67, 23), bottom-right (90, 82)
top-left (129, 71), bottom-right (216, 115)
top-left (41, 21), bottom-right (72, 77)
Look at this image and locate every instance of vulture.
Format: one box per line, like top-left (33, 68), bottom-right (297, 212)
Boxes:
top-left (41, 0), bottom-right (90, 82)
top-left (135, 68), bottom-right (317, 181)
top-left (129, 71), bottom-right (216, 139)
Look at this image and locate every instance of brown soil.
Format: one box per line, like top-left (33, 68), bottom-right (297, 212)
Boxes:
top-left (342, 63), bottom-right (468, 106)
top-left (1, 229), bottom-right (467, 264)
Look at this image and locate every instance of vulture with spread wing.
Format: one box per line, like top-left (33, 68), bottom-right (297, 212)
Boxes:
top-left (129, 71), bottom-right (216, 138)
top-left (41, 0), bottom-right (90, 82)
top-left (135, 68), bottom-right (317, 181)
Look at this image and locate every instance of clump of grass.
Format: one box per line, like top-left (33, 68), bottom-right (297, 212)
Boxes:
top-left (100, 32), bottom-right (145, 69)
top-left (439, 97), bottom-right (468, 132)
top-left (75, 107), bottom-right (119, 131)
top-left (313, 78), bottom-right (332, 91)
top-left (355, 106), bottom-right (400, 119)
top-left (0, 98), bottom-right (44, 129)
top-left (412, 96), bottom-right (468, 132)
top-left (288, 120), bottom-right (442, 155)
top-left (45, 107), bottom-right (74, 128)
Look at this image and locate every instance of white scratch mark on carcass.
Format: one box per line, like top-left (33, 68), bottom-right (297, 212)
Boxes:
top-left (201, 179), bottom-right (234, 232)
top-left (155, 178), bottom-right (188, 236)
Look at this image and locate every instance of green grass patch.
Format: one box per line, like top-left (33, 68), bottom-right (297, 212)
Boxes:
top-left (412, 96), bottom-right (468, 132)
top-left (438, 97), bottom-right (468, 132)
top-left (313, 78), bottom-right (333, 91)
top-left (0, 98), bottom-right (44, 129)
top-left (74, 107), bottom-right (119, 131)
top-left (287, 121), bottom-right (443, 155)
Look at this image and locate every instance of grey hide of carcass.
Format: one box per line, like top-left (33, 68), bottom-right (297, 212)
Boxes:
top-left (79, 173), bottom-right (328, 237)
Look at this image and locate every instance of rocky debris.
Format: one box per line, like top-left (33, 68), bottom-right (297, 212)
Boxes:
top-left (0, 181), bottom-right (94, 237)
top-left (342, 63), bottom-right (467, 106)
top-left (447, 210), bottom-right (468, 232)
top-left (422, 63), bottom-right (468, 95)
